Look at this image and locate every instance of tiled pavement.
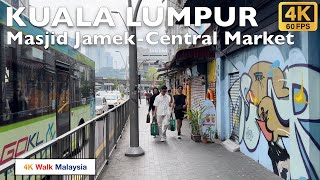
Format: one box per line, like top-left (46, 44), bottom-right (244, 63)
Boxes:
top-left (99, 101), bottom-right (281, 180)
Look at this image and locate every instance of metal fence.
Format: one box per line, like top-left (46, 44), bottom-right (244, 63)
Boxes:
top-left (0, 99), bottom-right (130, 180)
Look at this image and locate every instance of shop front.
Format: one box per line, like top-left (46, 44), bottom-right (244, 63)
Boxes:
top-left (166, 46), bottom-right (215, 110)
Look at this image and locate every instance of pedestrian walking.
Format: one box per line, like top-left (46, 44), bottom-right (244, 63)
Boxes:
top-left (145, 90), bottom-right (151, 105)
top-left (138, 90), bottom-right (142, 104)
top-left (148, 88), bottom-right (159, 115)
top-left (173, 85), bottom-right (188, 139)
top-left (167, 89), bottom-right (174, 113)
top-left (153, 86), bottom-right (172, 142)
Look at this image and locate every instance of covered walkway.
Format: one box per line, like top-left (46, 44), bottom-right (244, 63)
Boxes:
top-left (99, 101), bottom-right (280, 180)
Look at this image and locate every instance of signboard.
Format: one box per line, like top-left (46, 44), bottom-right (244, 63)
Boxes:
top-left (201, 99), bottom-right (216, 142)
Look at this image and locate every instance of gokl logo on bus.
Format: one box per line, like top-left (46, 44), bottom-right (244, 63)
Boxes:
top-left (1, 131), bottom-right (45, 165)
top-left (0, 123), bottom-right (54, 165)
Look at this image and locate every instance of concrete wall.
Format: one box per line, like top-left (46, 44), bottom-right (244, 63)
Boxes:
top-left (216, 31), bottom-right (320, 179)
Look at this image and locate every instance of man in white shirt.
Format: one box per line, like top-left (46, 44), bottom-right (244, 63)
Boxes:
top-left (153, 85), bottom-right (172, 142)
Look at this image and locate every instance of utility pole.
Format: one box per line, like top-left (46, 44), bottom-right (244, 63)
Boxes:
top-left (125, 0), bottom-right (145, 157)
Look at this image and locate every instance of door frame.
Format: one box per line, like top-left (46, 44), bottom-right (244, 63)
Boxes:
top-left (55, 61), bottom-right (71, 137)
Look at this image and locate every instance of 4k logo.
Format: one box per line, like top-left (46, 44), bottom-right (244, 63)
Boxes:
top-left (279, 2), bottom-right (318, 31)
top-left (24, 164), bottom-right (33, 170)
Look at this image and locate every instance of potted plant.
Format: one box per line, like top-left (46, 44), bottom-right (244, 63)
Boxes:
top-left (203, 126), bottom-right (215, 143)
top-left (187, 108), bottom-right (205, 142)
top-left (202, 133), bottom-right (208, 144)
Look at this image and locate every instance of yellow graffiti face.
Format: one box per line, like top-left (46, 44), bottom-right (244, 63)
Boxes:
top-left (246, 61), bottom-right (290, 142)
top-left (246, 62), bottom-right (289, 104)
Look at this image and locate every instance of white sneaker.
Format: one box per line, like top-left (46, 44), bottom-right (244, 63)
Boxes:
top-left (160, 138), bottom-right (165, 142)
top-left (178, 135), bottom-right (181, 139)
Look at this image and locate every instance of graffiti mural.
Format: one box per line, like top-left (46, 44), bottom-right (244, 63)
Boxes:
top-left (233, 46), bottom-right (320, 180)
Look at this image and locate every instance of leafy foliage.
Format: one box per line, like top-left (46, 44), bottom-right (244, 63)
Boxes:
top-left (187, 107), bottom-right (206, 135)
top-left (113, 80), bottom-right (119, 90)
top-left (203, 126), bottom-right (215, 141)
top-left (145, 67), bottom-right (158, 81)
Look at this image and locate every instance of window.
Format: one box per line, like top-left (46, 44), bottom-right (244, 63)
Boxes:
top-left (79, 66), bottom-right (94, 105)
top-left (1, 27), bottom-right (54, 125)
top-left (56, 71), bottom-right (69, 114)
top-left (0, 26), bottom-right (4, 123)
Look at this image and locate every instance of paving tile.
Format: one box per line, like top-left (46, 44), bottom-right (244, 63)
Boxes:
top-left (98, 102), bottom-right (281, 180)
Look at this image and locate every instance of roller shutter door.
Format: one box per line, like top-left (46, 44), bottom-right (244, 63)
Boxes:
top-left (229, 72), bottom-right (240, 143)
top-left (190, 76), bottom-right (206, 110)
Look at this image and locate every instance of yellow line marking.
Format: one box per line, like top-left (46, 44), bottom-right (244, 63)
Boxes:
top-left (95, 128), bottom-right (115, 157)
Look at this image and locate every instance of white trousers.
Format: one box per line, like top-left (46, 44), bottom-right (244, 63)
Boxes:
top-left (157, 114), bottom-right (169, 138)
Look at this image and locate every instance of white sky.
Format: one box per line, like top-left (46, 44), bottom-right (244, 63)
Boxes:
top-left (30, 0), bottom-right (168, 69)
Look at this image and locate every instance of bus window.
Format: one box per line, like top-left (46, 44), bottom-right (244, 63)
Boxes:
top-left (79, 65), bottom-right (92, 105)
top-left (47, 72), bottom-right (56, 112)
top-left (1, 31), bottom-right (53, 125)
top-left (56, 69), bottom-right (70, 136)
top-left (3, 46), bottom-right (29, 123)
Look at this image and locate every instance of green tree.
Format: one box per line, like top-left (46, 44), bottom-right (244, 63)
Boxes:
top-left (145, 67), bottom-right (158, 81)
top-left (157, 79), bottom-right (165, 88)
top-left (113, 80), bottom-right (119, 90)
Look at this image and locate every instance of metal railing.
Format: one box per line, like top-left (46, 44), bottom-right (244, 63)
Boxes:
top-left (0, 99), bottom-right (130, 180)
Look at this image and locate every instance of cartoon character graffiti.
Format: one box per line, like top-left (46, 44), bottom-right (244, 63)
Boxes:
top-left (241, 61), bottom-right (290, 178)
top-left (234, 46), bottom-right (320, 180)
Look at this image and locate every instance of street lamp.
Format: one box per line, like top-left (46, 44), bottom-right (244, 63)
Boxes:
top-left (111, 11), bottom-right (129, 31)
top-left (125, 0), bottom-right (144, 157)
top-left (115, 51), bottom-right (129, 92)
top-left (137, 59), bottom-right (151, 70)
top-left (111, 6), bottom-right (145, 157)
top-left (115, 51), bottom-right (128, 76)
top-left (116, 0), bottom-right (163, 157)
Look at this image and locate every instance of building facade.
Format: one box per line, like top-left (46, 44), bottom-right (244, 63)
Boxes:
top-left (104, 52), bottom-right (113, 68)
top-left (137, 47), bottom-right (167, 80)
top-left (216, 32), bottom-right (320, 180)
top-left (164, 0), bottom-right (320, 179)
top-left (84, 45), bottom-right (113, 74)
